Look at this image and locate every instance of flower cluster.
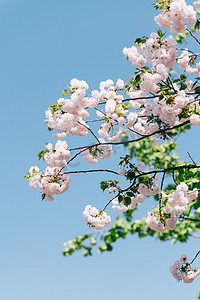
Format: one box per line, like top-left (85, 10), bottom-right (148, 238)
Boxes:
top-left (82, 138), bottom-right (112, 164)
top-left (123, 32), bottom-right (177, 94)
top-left (146, 209), bottom-right (177, 232)
top-left (27, 166), bottom-right (71, 201)
top-left (170, 255), bottom-right (200, 283)
top-left (146, 182), bottom-right (198, 232)
top-left (45, 79), bottom-right (90, 137)
top-left (83, 205), bottom-right (111, 229)
top-left (178, 49), bottom-right (200, 73)
top-left (138, 183), bottom-right (160, 196)
top-left (155, 0), bottom-right (196, 33)
top-left (167, 182), bottom-right (198, 213)
top-left (112, 193), bottom-right (145, 212)
top-left (194, 0), bottom-right (200, 8)
top-left (44, 141), bottom-right (70, 168)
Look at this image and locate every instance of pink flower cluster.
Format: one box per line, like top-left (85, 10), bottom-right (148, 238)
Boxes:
top-left (28, 166), bottom-right (71, 201)
top-left (112, 193), bottom-right (145, 212)
top-left (194, 0), bottom-right (200, 8)
top-left (146, 183), bottom-right (198, 232)
top-left (121, 32), bottom-right (200, 130)
top-left (45, 79), bottom-right (90, 137)
top-left (170, 255), bottom-right (200, 283)
top-left (155, 0), bottom-right (196, 33)
top-left (140, 33), bottom-right (177, 69)
top-left (44, 141), bottom-right (70, 168)
top-left (167, 182), bottom-right (198, 213)
top-left (178, 50), bottom-right (200, 73)
top-left (82, 138), bottom-right (112, 164)
top-left (83, 205), bottom-right (111, 229)
top-left (190, 114), bottom-right (200, 125)
top-left (122, 46), bottom-right (147, 67)
top-left (123, 32), bottom-right (177, 94)
top-left (146, 209), bottom-right (177, 232)
top-left (138, 183), bottom-right (160, 196)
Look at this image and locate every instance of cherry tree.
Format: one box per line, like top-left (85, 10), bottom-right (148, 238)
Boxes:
top-left (25, 0), bottom-right (200, 294)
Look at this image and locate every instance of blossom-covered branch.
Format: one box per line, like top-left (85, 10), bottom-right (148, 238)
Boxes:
top-left (26, 0), bottom-right (200, 287)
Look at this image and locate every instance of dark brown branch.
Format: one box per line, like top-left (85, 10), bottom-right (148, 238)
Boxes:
top-left (85, 119), bottom-right (104, 123)
top-left (78, 121), bottom-right (100, 143)
top-left (67, 148), bottom-right (89, 165)
top-left (98, 95), bottom-right (159, 105)
top-left (64, 169), bottom-right (119, 175)
top-left (186, 28), bottom-right (200, 45)
top-left (159, 171), bottom-right (166, 217)
top-left (172, 170), bottom-right (178, 186)
top-left (100, 165), bottom-right (200, 212)
top-left (135, 163), bottom-right (200, 179)
top-left (189, 250), bottom-right (200, 265)
top-left (121, 163), bottom-right (200, 194)
top-left (187, 151), bottom-right (196, 165)
top-left (162, 79), bottom-right (177, 93)
top-left (102, 194), bottom-right (119, 212)
top-left (177, 48), bottom-right (200, 56)
top-left (68, 120), bottom-right (190, 152)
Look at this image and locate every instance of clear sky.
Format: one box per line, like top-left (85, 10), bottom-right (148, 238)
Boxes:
top-left (1, 0), bottom-right (200, 299)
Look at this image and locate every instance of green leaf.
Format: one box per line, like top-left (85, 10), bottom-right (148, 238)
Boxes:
top-left (156, 29), bottom-right (165, 38)
top-left (118, 195), bottom-right (124, 203)
top-left (38, 149), bottom-right (49, 160)
top-left (134, 36), bottom-right (148, 45)
top-left (41, 193), bottom-right (46, 200)
top-left (194, 86), bottom-right (200, 94)
top-left (24, 172), bottom-right (31, 180)
top-left (62, 89), bottom-right (69, 96)
top-left (194, 19), bottom-right (200, 31)
top-left (126, 171), bottom-right (135, 180)
top-left (126, 192), bottom-right (135, 197)
top-left (123, 196), bottom-right (131, 206)
top-left (100, 181), bottom-right (109, 192)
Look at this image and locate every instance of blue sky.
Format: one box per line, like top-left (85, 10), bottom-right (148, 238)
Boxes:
top-left (1, 0), bottom-right (200, 299)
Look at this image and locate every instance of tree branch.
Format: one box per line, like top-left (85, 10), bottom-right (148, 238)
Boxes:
top-left (68, 121), bottom-right (190, 152)
top-left (64, 169), bottom-right (119, 175)
top-left (186, 28), bottom-right (200, 45)
top-left (189, 250), bottom-right (200, 265)
top-left (78, 121), bottom-right (100, 143)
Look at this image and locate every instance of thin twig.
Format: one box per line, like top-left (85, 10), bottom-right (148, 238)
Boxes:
top-left (102, 194), bottom-right (119, 212)
top-left (68, 120), bottom-right (190, 152)
top-left (187, 151), bottom-right (196, 165)
top-left (172, 170), bottom-right (178, 186)
top-left (98, 95), bottom-right (159, 105)
top-left (177, 48), bottom-right (200, 56)
top-left (167, 76), bottom-right (177, 93)
top-left (122, 163), bottom-right (200, 194)
top-left (189, 250), bottom-right (200, 265)
top-left (186, 28), bottom-right (200, 45)
top-left (159, 171), bottom-right (166, 217)
top-left (64, 169), bottom-right (119, 175)
top-left (67, 148), bottom-right (89, 165)
top-left (78, 121), bottom-right (100, 143)
top-left (85, 119), bottom-right (104, 123)
top-left (94, 107), bottom-right (146, 137)
top-left (162, 79), bottom-right (177, 93)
